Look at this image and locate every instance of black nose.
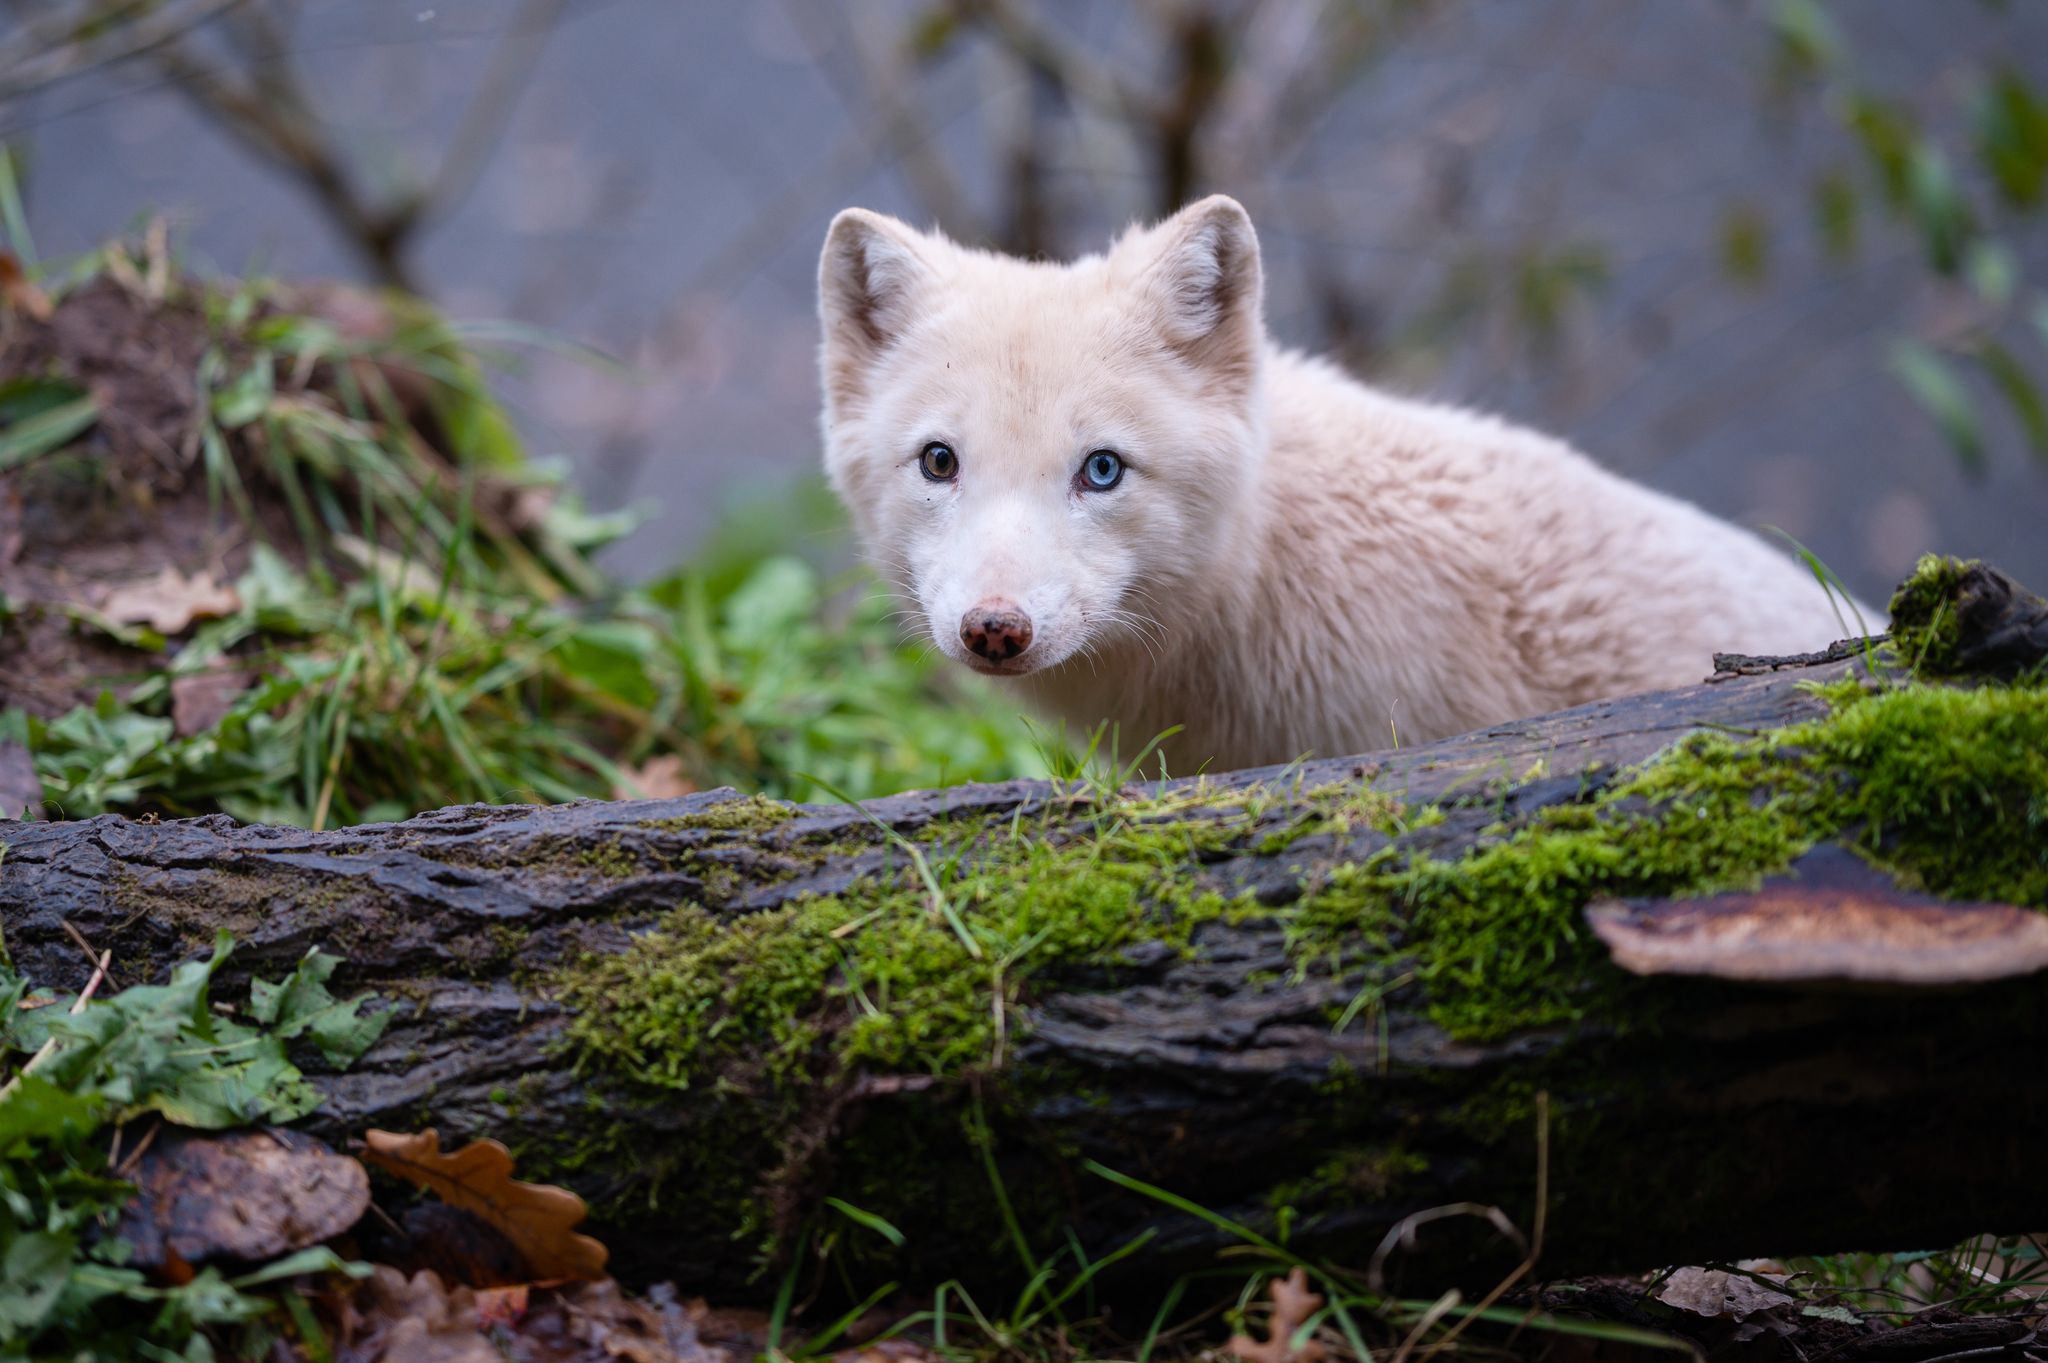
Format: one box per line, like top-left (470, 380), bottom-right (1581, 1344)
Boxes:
top-left (960, 602), bottom-right (1033, 662)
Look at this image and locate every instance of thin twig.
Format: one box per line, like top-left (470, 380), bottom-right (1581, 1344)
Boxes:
top-left (0, 0), bottom-right (249, 103)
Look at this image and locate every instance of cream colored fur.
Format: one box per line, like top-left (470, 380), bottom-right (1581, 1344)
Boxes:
top-left (817, 195), bottom-right (1865, 773)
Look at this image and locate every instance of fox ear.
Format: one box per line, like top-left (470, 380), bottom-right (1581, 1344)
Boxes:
top-left (1130, 195), bottom-right (1263, 383)
top-left (819, 208), bottom-right (933, 406)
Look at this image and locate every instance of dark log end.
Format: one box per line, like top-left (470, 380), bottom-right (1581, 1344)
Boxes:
top-left (1889, 555), bottom-right (2048, 678)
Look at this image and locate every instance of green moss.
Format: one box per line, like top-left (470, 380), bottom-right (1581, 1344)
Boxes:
top-left (565, 801), bottom-right (1247, 1093)
top-left (575, 839), bottom-right (640, 877)
top-left (1888, 553), bottom-right (1975, 674)
top-left (1294, 677), bottom-right (2048, 1040)
top-left (640, 794), bottom-right (794, 833)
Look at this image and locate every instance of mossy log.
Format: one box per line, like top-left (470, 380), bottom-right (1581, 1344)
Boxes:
top-left (2, 559), bottom-right (2046, 1298)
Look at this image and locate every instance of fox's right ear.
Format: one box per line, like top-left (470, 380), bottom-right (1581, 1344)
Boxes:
top-left (819, 209), bottom-right (933, 406)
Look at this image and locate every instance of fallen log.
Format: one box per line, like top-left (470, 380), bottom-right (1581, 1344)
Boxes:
top-left (2, 557), bottom-right (2045, 1298)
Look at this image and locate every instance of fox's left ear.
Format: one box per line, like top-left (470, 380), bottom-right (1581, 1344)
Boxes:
top-left (1128, 195), bottom-right (1264, 387)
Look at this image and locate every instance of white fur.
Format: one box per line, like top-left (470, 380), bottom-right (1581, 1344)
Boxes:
top-left (817, 196), bottom-right (1865, 773)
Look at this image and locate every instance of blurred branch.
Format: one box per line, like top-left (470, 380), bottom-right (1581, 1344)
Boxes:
top-left (959, 0), bottom-right (1154, 128)
top-left (0, 0), bottom-right (562, 290)
top-left (0, 0), bottom-right (248, 104)
top-left (785, 0), bottom-right (986, 243)
top-left (421, 0), bottom-right (568, 224)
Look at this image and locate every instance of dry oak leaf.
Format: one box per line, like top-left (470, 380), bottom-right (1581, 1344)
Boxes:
top-left (337, 1265), bottom-right (494, 1363)
top-left (170, 668), bottom-right (255, 737)
top-left (1226, 1268), bottom-right (1329, 1363)
top-left (361, 1128), bottom-right (609, 1283)
top-left (101, 567), bottom-right (241, 635)
top-left (613, 754), bottom-right (696, 801)
top-left (0, 251), bottom-right (52, 320)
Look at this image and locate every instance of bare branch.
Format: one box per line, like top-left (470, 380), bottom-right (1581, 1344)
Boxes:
top-left (0, 0), bottom-right (250, 105)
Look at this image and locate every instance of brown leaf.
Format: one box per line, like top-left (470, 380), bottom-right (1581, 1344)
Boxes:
top-left (0, 740), bottom-right (40, 819)
top-left (338, 1266), bottom-right (494, 1363)
top-left (0, 251), bottom-right (52, 321)
top-left (362, 1128), bottom-right (609, 1283)
top-left (100, 567), bottom-right (241, 635)
top-left (170, 668), bottom-right (254, 737)
top-left (114, 1127), bottom-right (369, 1270)
top-left (472, 1283), bottom-right (529, 1328)
top-left (1226, 1268), bottom-right (1328, 1363)
top-left (1655, 1266), bottom-right (1796, 1321)
top-left (613, 754), bottom-right (696, 801)
top-left (1588, 844), bottom-right (2048, 986)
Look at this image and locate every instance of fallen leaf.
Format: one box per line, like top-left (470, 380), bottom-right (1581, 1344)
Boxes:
top-left (170, 668), bottom-right (254, 736)
top-left (1226, 1268), bottom-right (1328, 1363)
top-left (1656, 1266), bottom-right (1796, 1320)
top-left (613, 754), bottom-right (696, 801)
top-left (362, 1128), bottom-right (609, 1282)
top-left (473, 1283), bottom-right (529, 1328)
top-left (114, 1127), bottom-right (369, 1270)
top-left (0, 252), bottom-right (51, 320)
top-left (338, 1266), bottom-right (493, 1363)
top-left (101, 567), bottom-right (241, 635)
top-left (0, 740), bottom-right (40, 819)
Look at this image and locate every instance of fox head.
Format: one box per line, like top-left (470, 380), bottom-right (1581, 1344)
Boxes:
top-left (816, 195), bottom-right (1269, 680)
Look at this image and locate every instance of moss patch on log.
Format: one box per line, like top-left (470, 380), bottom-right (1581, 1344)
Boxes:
top-left (1889, 553), bottom-right (1975, 674)
top-left (1298, 675), bottom-right (2048, 1038)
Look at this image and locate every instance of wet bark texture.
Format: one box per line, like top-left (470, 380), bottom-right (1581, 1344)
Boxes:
top-left (3, 570), bottom-right (2046, 1297)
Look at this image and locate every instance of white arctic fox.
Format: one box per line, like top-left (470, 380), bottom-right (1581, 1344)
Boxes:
top-left (817, 195), bottom-right (1860, 772)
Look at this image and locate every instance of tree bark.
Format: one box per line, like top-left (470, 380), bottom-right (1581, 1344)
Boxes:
top-left (4, 568), bottom-right (2046, 1299)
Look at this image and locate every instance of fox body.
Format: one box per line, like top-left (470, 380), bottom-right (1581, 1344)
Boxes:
top-left (817, 195), bottom-right (1859, 773)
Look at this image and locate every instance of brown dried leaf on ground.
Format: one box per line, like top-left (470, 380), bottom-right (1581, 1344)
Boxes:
top-left (1655, 1266), bottom-right (1796, 1320)
top-left (0, 252), bottom-right (52, 320)
top-left (361, 1128), bottom-right (609, 1283)
top-left (1227, 1268), bottom-right (1329, 1363)
top-left (0, 740), bottom-right (40, 818)
top-left (100, 566), bottom-right (241, 635)
top-left (114, 1127), bottom-right (368, 1270)
top-left (337, 1266), bottom-right (496, 1363)
top-left (170, 668), bottom-right (255, 736)
top-left (338, 1275), bottom-right (744, 1363)
top-left (613, 754), bottom-right (696, 801)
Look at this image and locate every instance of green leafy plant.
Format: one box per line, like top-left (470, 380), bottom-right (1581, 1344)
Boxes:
top-left (0, 934), bottom-right (384, 1359)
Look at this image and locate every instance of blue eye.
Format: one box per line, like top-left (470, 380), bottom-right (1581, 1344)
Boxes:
top-left (920, 441), bottom-right (958, 482)
top-left (1080, 449), bottom-right (1124, 491)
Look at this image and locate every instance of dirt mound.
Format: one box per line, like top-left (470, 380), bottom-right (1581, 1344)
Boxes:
top-left (0, 259), bottom-right (454, 718)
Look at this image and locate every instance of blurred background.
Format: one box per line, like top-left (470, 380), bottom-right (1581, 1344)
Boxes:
top-left (9, 0), bottom-right (2048, 601)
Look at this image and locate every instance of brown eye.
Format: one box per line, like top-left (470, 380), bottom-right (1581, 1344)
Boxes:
top-left (920, 441), bottom-right (959, 482)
